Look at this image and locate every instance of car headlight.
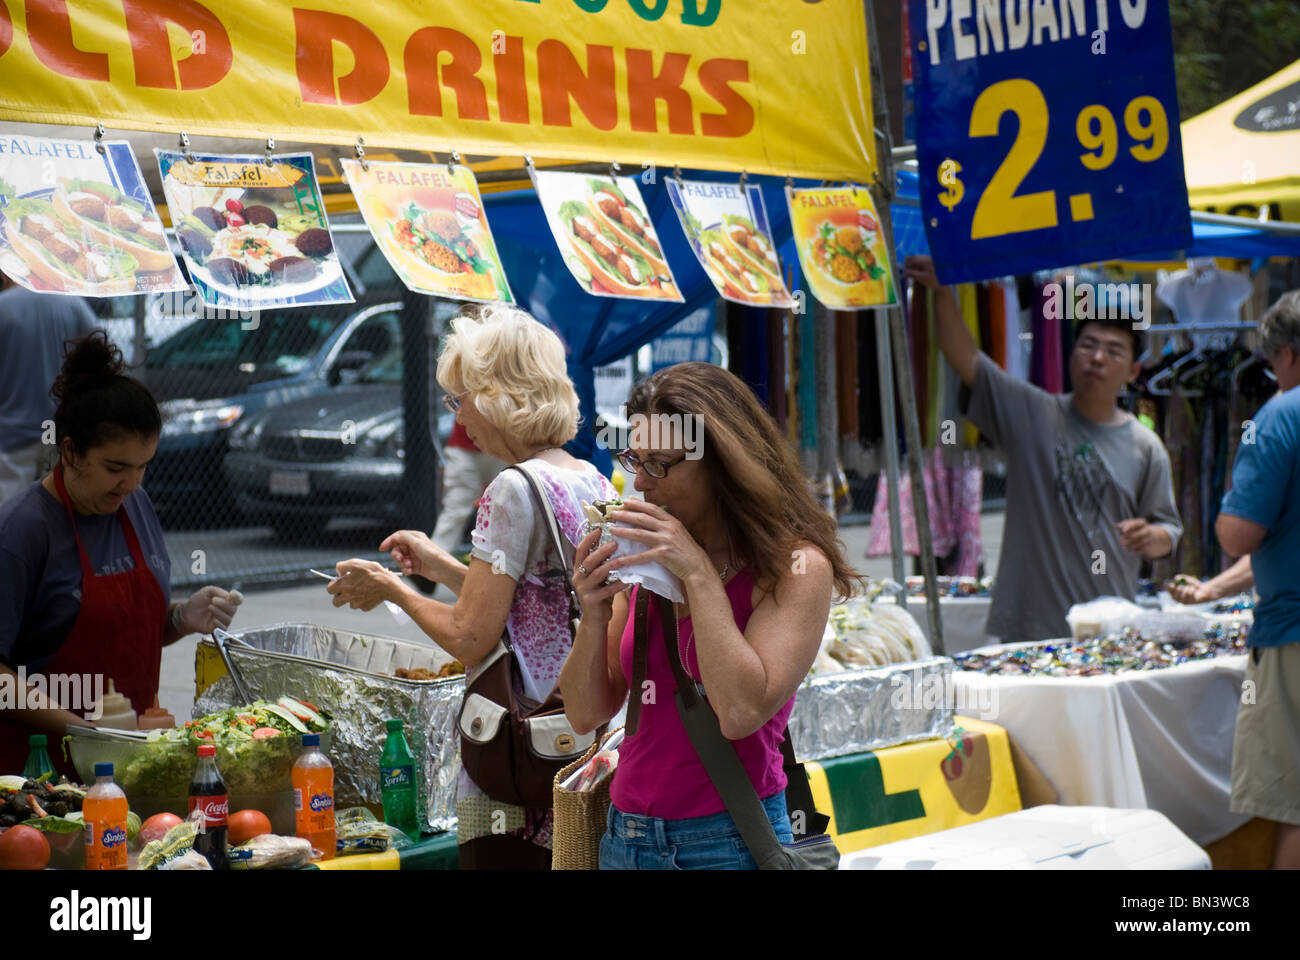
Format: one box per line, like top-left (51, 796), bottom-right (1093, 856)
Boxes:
top-left (160, 399), bottom-right (245, 437)
top-left (228, 418), bottom-right (264, 451)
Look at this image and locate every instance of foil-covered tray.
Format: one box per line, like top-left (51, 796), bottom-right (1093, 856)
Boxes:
top-left (194, 622), bottom-right (463, 833)
top-left (789, 657), bottom-right (954, 761)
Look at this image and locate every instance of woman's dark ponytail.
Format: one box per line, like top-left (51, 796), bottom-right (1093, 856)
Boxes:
top-left (51, 332), bottom-right (161, 456)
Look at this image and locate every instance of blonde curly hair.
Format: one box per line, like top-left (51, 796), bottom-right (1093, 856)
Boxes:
top-left (436, 304), bottom-right (580, 449)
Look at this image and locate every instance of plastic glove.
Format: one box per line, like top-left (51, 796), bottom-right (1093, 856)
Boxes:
top-left (171, 586), bottom-right (244, 636)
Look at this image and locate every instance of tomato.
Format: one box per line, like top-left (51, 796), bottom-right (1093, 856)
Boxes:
top-left (226, 212), bottom-right (246, 228)
top-left (139, 812), bottom-right (184, 847)
top-left (295, 701), bottom-right (319, 713)
top-left (225, 198), bottom-right (244, 213)
top-left (227, 809), bottom-right (272, 846)
top-left (196, 730), bottom-right (214, 739)
top-left (252, 727), bottom-right (281, 740)
top-left (0, 824), bottom-right (50, 870)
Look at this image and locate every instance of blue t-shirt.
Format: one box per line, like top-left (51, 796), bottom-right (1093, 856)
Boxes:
top-left (1220, 387), bottom-right (1300, 647)
top-left (0, 482), bottom-right (172, 672)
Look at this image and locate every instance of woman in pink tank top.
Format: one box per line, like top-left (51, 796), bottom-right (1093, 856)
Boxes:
top-left (559, 363), bottom-right (864, 870)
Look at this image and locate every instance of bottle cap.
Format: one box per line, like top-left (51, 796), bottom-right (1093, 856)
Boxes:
top-left (302, 733), bottom-right (320, 747)
top-left (385, 718), bottom-right (403, 733)
top-left (29, 734), bottom-right (46, 747)
top-left (197, 744), bottom-right (216, 757)
top-left (94, 762), bottom-right (113, 777)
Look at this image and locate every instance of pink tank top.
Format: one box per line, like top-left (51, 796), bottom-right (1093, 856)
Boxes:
top-left (610, 570), bottom-right (794, 819)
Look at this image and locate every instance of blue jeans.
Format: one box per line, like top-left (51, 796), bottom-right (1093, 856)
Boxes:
top-left (599, 792), bottom-right (792, 870)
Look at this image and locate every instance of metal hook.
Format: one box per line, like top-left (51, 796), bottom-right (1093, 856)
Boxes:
top-left (610, 160), bottom-right (621, 179)
top-left (738, 169), bottom-right (749, 188)
top-left (354, 137), bottom-right (368, 172)
top-left (447, 150), bottom-right (461, 176)
top-left (93, 123), bottom-right (106, 156)
top-left (673, 165), bottom-right (684, 187)
top-left (264, 137), bottom-right (275, 167)
top-left (179, 132), bottom-right (195, 164)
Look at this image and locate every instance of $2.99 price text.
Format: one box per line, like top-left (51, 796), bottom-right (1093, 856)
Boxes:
top-left (936, 78), bottom-right (1170, 240)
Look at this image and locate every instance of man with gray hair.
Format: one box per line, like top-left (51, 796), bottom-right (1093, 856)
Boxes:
top-left (1217, 288), bottom-right (1300, 869)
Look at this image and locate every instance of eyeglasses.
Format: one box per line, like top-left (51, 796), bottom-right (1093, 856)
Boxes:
top-left (617, 449), bottom-right (687, 479)
top-left (442, 390), bottom-right (469, 414)
top-left (1075, 336), bottom-right (1131, 363)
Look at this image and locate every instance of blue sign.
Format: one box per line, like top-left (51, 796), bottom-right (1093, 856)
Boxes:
top-left (651, 307), bottom-right (714, 372)
top-left (909, 0), bottom-right (1192, 283)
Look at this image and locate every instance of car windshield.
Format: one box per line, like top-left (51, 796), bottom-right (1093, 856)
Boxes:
top-left (146, 308), bottom-right (347, 372)
top-left (358, 346), bottom-right (403, 384)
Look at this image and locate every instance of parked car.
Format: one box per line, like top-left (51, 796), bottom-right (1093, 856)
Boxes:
top-left (138, 295), bottom-right (408, 521)
top-left (224, 346), bottom-right (453, 540)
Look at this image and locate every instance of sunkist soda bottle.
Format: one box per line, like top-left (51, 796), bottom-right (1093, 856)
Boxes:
top-left (189, 744), bottom-right (229, 869)
top-left (293, 733), bottom-right (335, 860)
top-left (380, 718), bottom-right (420, 842)
top-left (83, 762), bottom-right (128, 870)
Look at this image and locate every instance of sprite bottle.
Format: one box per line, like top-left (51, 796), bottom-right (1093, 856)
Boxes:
top-left (23, 734), bottom-right (54, 781)
top-left (379, 719), bottom-right (420, 841)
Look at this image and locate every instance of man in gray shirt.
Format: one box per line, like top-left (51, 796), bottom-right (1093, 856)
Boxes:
top-left (0, 271), bottom-right (96, 503)
top-left (905, 256), bottom-right (1182, 644)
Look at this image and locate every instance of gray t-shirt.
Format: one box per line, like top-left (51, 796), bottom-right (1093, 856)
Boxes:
top-left (963, 353), bottom-right (1182, 644)
top-left (0, 288), bottom-right (96, 451)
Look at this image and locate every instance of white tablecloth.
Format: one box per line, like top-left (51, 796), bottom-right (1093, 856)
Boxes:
top-left (907, 596), bottom-right (991, 656)
top-left (953, 653), bottom-right (1249, 847)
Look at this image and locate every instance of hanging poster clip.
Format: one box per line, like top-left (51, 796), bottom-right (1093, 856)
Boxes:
top-left (179, 132), bottom-right (195, 164)
top-left (610, 160), bottom-right (621, 179)
top-left (354, 137), bottom-right (368, 172)
top-left (448, 150), bottom-right (462, 176)
top-left (264, 137), bottom-right (275, 167)
top-left (738, 169), bottom-right (749, 188)
top-left (93, 123), bottom-right (107, 156)
top-left (673, 165), bottom-right (684, 187)
top-left (523, 154), bottom-right (536, 172)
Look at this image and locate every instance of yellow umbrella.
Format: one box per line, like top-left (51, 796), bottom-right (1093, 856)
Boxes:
top-left (1182, 58), bottom-right (1300, 222)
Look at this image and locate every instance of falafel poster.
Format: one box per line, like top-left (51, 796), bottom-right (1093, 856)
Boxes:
top-left (665, 178), bottom-right (792, 308)
top-left (342, 159), bottom-right (512, 304)
top-left (530, 169), bottom-right (682, 303)
top-left (786, 186), bottom-right (898, 311)
top-left (155, 150), bottom-right (353, 310)
top-left (0, 135), bottom-right (186, 297)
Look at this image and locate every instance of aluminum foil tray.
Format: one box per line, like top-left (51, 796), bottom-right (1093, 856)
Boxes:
top-left (789, 656), bottom-right (954, 761)
top-left (194, 622), bottom-right (463, 833)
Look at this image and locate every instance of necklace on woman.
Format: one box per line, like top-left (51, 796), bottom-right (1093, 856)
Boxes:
top-left (680, 555), bottom-right (733, 673)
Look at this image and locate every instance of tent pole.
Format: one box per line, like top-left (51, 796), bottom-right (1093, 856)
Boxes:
top-left (875, 313), bottom-right (908, 598)
top-left (866, 0), bottom-right (944, 652)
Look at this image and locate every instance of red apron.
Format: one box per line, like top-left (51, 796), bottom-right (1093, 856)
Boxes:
top-left (0, 465), bottom-right (167, 778)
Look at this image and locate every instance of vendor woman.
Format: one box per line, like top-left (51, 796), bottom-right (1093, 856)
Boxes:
top-left (0, 332), bottom-right (242, 773)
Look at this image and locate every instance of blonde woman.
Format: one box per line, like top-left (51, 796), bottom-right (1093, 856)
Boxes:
top-left (329, 304), bottom-right (617, 869)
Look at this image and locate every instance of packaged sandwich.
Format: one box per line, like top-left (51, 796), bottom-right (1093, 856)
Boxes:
top-left (581, 497), bottom-right (684, 603)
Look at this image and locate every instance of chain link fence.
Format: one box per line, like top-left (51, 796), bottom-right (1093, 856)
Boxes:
top-left (86, 222), bottom-right (466, 592)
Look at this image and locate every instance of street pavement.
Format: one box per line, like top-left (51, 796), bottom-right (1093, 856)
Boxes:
top-left (158, 512), bottom-right (1007, 720)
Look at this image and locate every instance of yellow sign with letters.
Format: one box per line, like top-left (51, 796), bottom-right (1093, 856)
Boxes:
top-left (0, 0), bottom-right (876, 183)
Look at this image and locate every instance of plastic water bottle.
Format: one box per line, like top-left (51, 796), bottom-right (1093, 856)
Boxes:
top-left (83, 762), bottom-right (128, 870)
top-left (292, 733), bottom-right (335, 860)
top-left (22, 734), bottom-right (54, 781)
top-left (379, 718), bottom-right (420, 842)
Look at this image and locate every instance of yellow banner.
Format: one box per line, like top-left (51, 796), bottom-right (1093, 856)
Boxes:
top-left (0, 1), bottom-right (876, 183)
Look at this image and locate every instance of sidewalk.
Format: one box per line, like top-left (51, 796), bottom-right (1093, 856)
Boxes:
top-left (158, 511), bottom-right (1006, 720)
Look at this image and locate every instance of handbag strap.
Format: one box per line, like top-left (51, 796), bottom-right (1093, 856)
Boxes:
top-left (653, 593), bottom-right (792, 870)
top-left (506, 464), bottom-right (581, 635)
top-left (625, 586), bottom-right (652, 736)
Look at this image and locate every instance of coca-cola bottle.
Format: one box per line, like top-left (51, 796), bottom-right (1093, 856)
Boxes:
top-left (189, 743), bottom-right (229, 869)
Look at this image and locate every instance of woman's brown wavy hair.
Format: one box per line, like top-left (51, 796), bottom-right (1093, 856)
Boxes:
top-left (625, 362), bottom-right (864, 601)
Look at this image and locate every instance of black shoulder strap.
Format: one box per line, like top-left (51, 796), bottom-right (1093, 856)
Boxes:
top-left (626, 586), bottom-right (650, 736)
